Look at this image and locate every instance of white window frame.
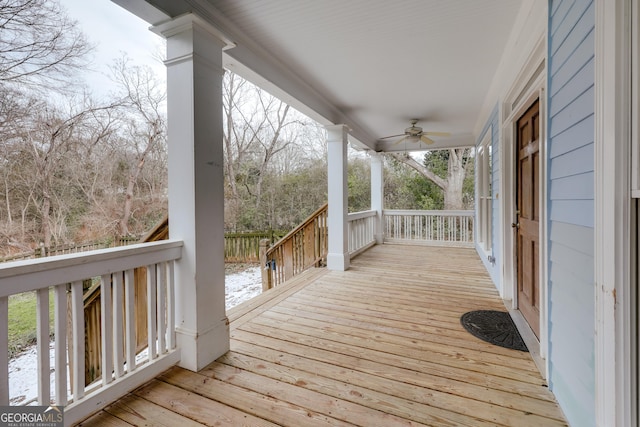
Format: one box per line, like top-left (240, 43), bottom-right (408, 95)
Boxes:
top-left (477, 130), bottom-right (493, 253)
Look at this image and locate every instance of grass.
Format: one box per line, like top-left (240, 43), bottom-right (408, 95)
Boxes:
top-left (8, 290), bottom-right (55, 358)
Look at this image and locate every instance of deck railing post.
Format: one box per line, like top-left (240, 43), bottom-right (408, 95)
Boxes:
top-left (259, 239), bottom-right (271, 291)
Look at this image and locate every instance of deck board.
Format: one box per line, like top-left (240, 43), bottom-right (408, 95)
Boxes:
top-left (78, 245), bottom-right (567, 426)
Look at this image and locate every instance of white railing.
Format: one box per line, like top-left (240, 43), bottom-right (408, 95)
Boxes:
top-left (383, 210), bottom-right (474, 247)
top-left (0, 240), bottom-right (183, 426)
top-left (348, 210), bottom-right (377, 256)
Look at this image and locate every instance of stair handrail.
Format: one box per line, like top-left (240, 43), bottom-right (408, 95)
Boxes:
top-left (260, 203), bottom-right (328, 290)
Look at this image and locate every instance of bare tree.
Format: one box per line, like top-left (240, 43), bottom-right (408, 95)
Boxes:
top-left (0, 91), bottom-right (39, 247)
top-left (65, 106), bottom-right (122, 237)
top-left (0, 0), bottom-right (90, 88)
top-left (110, 57), bottom-right (166, 236)
top-left (0, 0), bottom-right (95, 250)
top-left (251, 89), bottom-right (303, 208)
top-left (223, 71), bottom-right (252, 201)
top-left (389, 148), bottom-right (474, 210)
top-left (0, 87), bottom-right (30, 227)
top-left (222, 72), bottom-right (312, 230)
top-left (223, 71), bottom-right (259, 227)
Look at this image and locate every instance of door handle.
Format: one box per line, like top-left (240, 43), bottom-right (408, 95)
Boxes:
top-left (511, 222), bottom-right (520, 229)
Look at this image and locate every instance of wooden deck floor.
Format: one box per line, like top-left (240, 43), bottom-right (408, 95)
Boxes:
top-left (78, 244), bottom-right (567, 427)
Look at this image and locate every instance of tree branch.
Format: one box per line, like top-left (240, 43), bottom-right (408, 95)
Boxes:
top-left (388, 152), bottom-right (447, 190)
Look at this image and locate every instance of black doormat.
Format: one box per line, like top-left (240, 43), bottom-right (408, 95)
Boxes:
top-left (460, 310), bottom-right (528, 352)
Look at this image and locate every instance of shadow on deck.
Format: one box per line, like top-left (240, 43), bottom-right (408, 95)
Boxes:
top-left (77, 244), bottom-right (567, 427)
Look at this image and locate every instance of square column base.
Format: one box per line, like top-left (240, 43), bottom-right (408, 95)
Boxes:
top-left (176, 316), bottom-right (229, 372)
top-left (327, 252), bottom-right (350, 271)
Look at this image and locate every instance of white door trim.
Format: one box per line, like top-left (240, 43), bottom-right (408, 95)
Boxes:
top-left (500, 33), bottom-right (548, 379)
top-left (594, 0), bottom-right (636, 426)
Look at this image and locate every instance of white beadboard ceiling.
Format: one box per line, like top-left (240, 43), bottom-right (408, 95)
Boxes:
top-left (118, 0), bottom-right (524, 151)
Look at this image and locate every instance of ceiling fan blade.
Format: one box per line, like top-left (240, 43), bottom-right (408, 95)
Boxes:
top-left (422, 131), bottom-right (451, 137)
top-left (379, 133), bottom-right (406, 140)
top-left (393, 136), bottom-right (408, 145)
top-left (420, 135), bottom-right (436, 145)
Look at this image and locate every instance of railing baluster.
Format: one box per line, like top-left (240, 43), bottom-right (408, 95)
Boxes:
top-left (100, 274), bottom-right (113, 386)
top-left (394, 215), bottom-right (399, 239)
top-left (167, 261), bottom-right (176, 350)
top-left (426, 215), bottom-right (429, 239)
top-left (157, 262), bottom-right (167, 354)
top-left (71, 280), bottom-right (85, 401)
top-left (54, 284), bottom-right (67, 406)
top-left (382, 210), bottom-right (474, 247)
top-left (112, 273), bottom-right (124, 379)
top-left (0, 241), bottom-right (183, 424)
top-left (147, 264), bottom-right (157, 360)
top-left (124, 269), bottom-right (136, 373)
top-left (346, 211), bottom-right (377, 256)
top-left (36, 287), bottom-right (50, 404)
top-left (0, 296), bottom-right (8, 405)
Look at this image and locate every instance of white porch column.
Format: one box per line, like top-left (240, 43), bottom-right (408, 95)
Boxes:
top-left (326, 125), bottom-right (350, 271)
top-left (153, 15), bottom-right (231, 371)
top-left (370, 152), bottom-right (384, 244)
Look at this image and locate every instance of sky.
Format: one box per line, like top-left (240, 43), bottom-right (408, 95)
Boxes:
top-left (59, 0), bottom-right (166, 99)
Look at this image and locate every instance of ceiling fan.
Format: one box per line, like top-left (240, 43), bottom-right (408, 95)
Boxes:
top-left (380, 119), bottom-right (450, 145)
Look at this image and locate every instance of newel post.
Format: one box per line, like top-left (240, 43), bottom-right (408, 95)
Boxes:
top-left (153, 14), bottom-right (233, 372)
top-left (259, 239), bottom-right (271, 291)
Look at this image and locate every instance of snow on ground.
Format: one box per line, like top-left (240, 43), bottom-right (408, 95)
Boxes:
top-left (8, 341), bottom-right (68, 406)
top-left (9, 265), bottom-right (263, 405)
top-left (225, 265), bottom-right (262, 309)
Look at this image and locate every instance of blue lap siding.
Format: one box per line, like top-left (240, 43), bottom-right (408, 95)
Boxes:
top-left (547, 1), bottom-right (595, 426)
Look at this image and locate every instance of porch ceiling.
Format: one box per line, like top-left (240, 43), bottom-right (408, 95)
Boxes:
top-left (116, 0), bottom-right (523, 151)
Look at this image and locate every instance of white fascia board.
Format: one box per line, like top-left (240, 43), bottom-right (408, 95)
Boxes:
top-left (110, 0), bottom-right (172, 26)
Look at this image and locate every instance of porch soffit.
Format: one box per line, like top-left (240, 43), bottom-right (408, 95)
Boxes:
top-left (115, 0), bottom-right (523, 152)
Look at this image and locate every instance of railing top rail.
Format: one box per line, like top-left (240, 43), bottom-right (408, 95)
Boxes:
top-left (224, 231), bottom-right (285, 238)
top-left (266, 203), bottom-right (328, 257)
top-left (0, 240), bottom-right (183, 298)
top-left (347, 210), bottom-right (377, 221)
top-left (383, 209), bottom-right (474, 216)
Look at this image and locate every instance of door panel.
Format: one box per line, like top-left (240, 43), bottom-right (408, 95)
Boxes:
top-left (516, 99), bottom-right (541, 338)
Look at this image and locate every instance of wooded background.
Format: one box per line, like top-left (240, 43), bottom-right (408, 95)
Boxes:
top-left (0, 0), bottom-right (475, 258)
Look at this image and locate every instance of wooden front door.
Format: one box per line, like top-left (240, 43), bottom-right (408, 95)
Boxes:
top-left (515, 99), bottom-right (540, 338)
